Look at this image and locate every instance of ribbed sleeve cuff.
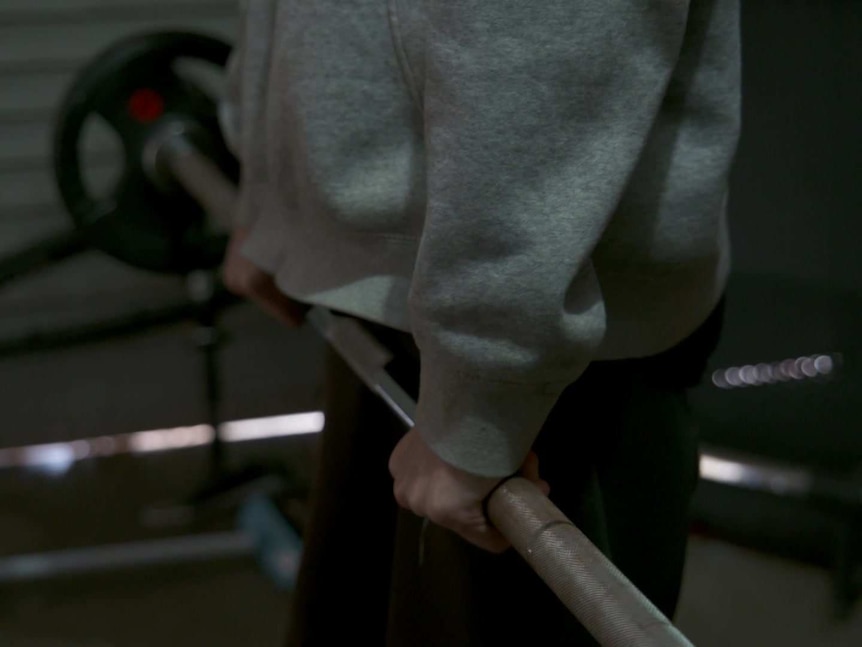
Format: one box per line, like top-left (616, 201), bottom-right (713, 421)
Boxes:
top-left (415, 359), bottom-right (571, 478)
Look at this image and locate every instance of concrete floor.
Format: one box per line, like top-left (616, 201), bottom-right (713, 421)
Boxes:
top-left (677, 538), bottom-right (862, 647)
top-left (0, 560), bottom-right (288, 647)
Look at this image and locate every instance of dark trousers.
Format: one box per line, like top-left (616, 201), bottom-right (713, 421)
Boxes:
top-left (286, 305), bottom-right (723, 646)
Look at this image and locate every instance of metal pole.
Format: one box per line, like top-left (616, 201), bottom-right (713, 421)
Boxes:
top-left (154, 124), bottom-right (238, 230)
top-left (489, 478), bottom-right (693, 646)
top-left (0, 532), bottom-right (254, 583)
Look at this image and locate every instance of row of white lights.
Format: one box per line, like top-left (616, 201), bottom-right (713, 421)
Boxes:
top-left (712, 354), bottom-right (837, 390)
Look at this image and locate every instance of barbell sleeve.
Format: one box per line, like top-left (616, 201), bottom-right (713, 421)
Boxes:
top-left (489, 477), bottom-right (694, 646)
top-left (157, 127), bottom-right (695, 646)
top-left (159, 132), bottom-right (239, 231)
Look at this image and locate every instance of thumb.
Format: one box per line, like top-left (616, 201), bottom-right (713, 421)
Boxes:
top-left (518, 451), bottom-right (551, 497)
top-left (520, 451), bottom-right (541, 482)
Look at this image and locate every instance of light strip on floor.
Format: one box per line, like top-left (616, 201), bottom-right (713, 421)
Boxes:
top-left (0, 412), bottom-right (822, 501)
top-left (700, 453), bottom-right (813, 497)
top-left (221, 411), bottom-right (325, 442)
top-left (128, 424), bottom-right (214, 453)
top-left (0, 411), bottom-right (326, 474)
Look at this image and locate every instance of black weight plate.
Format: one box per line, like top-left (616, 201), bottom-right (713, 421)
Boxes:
top-left (54, 31), bottom-right (238, 274)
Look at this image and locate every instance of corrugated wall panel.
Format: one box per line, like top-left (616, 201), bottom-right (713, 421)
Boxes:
top-left (0, 17), bottom-right (234, 67)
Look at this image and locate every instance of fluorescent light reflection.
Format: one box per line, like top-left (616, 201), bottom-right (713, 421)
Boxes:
top-left (699, 454), bottom-right (746, 484)
top-left (128, 425), bottom-right (214, 453)
top-left (0, 411), bottom-right (325, 473)
top-left (23, 443), bottom-right (76, 476)
top-left (700, 453), bottom-right (813, 496)
top-left (221, 412), bottom-right (325, 442)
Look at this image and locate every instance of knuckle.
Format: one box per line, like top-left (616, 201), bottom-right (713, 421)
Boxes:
top-left (425, 501), bottom-right (449, 526)
top-left (392, 484), bottom-right (408, 509)
top-left (222, 272), bottom-right (247, 296)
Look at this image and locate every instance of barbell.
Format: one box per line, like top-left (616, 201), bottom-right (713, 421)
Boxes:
top-left (52, 31), bottom-right (694, 646)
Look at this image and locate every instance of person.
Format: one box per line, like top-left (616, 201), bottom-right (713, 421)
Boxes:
top-left (220, 0), bottom-right (741, 644)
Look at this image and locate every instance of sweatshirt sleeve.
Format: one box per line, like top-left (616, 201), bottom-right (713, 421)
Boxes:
top-left (218, 0), bottom-right (278, 231)
top-left (409, 1), bottom-right (691, 477)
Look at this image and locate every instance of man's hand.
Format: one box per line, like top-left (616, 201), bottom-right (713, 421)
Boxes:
top-left (389, 428), bottom-right (550, 553)
top-left (223, 228), bottom-right (307, 327)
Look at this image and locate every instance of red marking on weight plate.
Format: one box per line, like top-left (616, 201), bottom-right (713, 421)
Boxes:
top-left (127, 88), bottom-right (165, 123)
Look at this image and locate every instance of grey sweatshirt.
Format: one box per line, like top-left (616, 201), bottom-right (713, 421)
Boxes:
top-left (221, 0), bottom-right (741, 477)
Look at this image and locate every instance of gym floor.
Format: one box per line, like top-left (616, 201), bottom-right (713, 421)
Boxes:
top-left (0, 437), bottom-right (860, 647)
top-left (0, 305), bottom-right (858, 647)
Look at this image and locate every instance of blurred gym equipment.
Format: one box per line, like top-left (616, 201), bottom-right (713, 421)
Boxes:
top-left (0, 31), bottom-right (303, 593)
